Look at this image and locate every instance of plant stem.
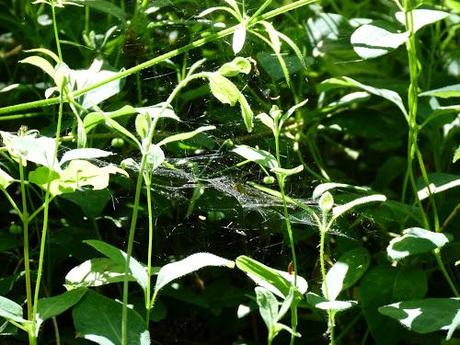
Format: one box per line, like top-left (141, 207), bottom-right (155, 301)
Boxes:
top-left (403, 0), bottom-right (459, 297)
top-left (51, 5), bottom-right (62, 61)
top-left (144, 176), bottom-right (154, 325)
top-left (18, 163), bottom-right (33, 322)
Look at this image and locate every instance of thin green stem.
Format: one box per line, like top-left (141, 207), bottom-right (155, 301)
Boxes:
top-left (144, 177), bottom-right (154, 325)
top-left (51, 5), bottom-right (62, 61)
top-left (19, 162), bottom-right (33, 323)
top-left (1, 188), bottom-right (23, 221)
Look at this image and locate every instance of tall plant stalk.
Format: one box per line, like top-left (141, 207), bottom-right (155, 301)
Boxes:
top-left (402, 0), bottom-right (459, 297)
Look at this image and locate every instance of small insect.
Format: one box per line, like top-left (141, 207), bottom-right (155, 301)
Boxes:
top-left (287, 261), bottom-right (294, 275)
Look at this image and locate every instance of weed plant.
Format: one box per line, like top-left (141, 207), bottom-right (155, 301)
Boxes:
top-left (0, 0), bottom-right (459, 345)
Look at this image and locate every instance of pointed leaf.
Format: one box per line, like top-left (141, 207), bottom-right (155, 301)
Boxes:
top-left (395, 9), bottom-right (450, 32)
top-left (379, 298), bottom-right (460, 338)
top-left (60, 148), bottom-right (113, 165)
top-left (332, 194), bottom-right (387, 219)
top-left (255, 286), bottom-right (278, 329)
top-left (0, 296), bottom-right (29, 324)
top-left (232, 24), bottom-right (246, 54)
top-left (420, 84), bottom-right (460, 99)
top-left (208, 73), bottom-right (240, 105)
top-left (218, 57), bottom-right (251, 77)
top-left (154, 253), bottom-right (234, 293)
top-left (157, 125), bottom-right (216, 146)
top-left (72, 290), bottom-right (150, 345)
top-left (387, 227), bottom-right (452, 261)
top-left (232, 145), bottom-right (278, 169)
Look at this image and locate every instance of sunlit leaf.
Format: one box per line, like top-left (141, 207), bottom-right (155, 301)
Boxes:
top-left (306, 292), bottom-right (357, 311)
top-left (232, 24), bottom-right (246, 54)
top-left (0, 296), bottom-right (29, 324)
top-left (65, 258), bottom-right (133, 289)
top-left (417, 173), bottom-right (460, 200)
top-left (157, 125), bottom-right (216, 146)
top-left (73, 290), bottom-right (150, 345)
top-left (59, 148), bottom-right (113, 165)
top-left (394, 9), bottom-right (450, 32)
top-left (20, 56), bottom-right (55, 79)
top-left (208, 72), bottom-right (240, 105)
top-left (332, 194), bottom-right (386, 219)
top-left (420, 84), bottom-right (460, 99)
top-left (232, 145), bottom-right (278, 169)
top-left (154, 253), bottom-right (234, 294)
top-left (387, 227), bottom-right (452, 261)
top-left (0, 168), bottom-right (14, 189)
top-left (218, 57), bottom-right (251, 77)
top-left (379, 298), bottom-right (460, 339)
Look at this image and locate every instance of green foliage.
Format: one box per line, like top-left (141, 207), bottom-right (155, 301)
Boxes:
top-left (0, 0), bottom-right (459, 344)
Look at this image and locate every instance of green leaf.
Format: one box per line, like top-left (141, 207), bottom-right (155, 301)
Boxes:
top-left (61, 189), bottom-right (111, 218)
top-left (208, 72), bottom-right (240, 105)
top-left (232, 145), bottom-right (278, 169)
top-left (136, 103), bottom-right (180, 121)
top-left (145, 144), bottom-right (165, 171)
top-left (20, 55), bottom-right (55, 79)
top-left (322, 247), bottom-right (370, 300)
top-left (135, 113), bottom-right (151, 139)
top-left (85, 240), bottom-right (148, 291)
top-left (218, 57), bottom-right (251, 77)
top-left (306, 292), bottom-right (357, 312)
top-left (235, 255), bottom-right (308, 298)
top-left (232, 24), bottom-right (246, 54)
top-left (360, 266), bottom-right (427, 345)
top-left (65, 258), bottom-right (133, 289)
top-left (319, 77), bottom-right (408, 119)
top-left (351, 22), bottom-right (409, 59)
top-left (59, 148), bottom-right (113, 165)
top-left (0, 167), bottom-right (14, 189)
top-left (36, 288), bottom-right (86, 334)
top-left (394, 9), bottom-right (450, 32)
top-left (454, 146), bottom-right (460, 163)
top-left (255, 286), bottom-right (278, 330)
top-left (84, 105), bottom-right (137, 133)
top-left (72, 290), bottom-right (150, 345)
top-left (379, 298), bottom-right (460, 339)
top-left (271, 165), bottom-right (304, 178)
top-left (420, 84), bottom-right (460, 99)
top-left (238, 94), bottom-right (254, 133)
top-left (0, 296), bottom-right (29, 324)
top-left (387, 227), bottom-right (452, 261)
top-left (417, 173), bottom-right (460, 200)
top-left (154, 252), bottom-right (234, 294)
top-left (332, 194), bottom-right (387, 219)
top-left (157, 125), bottom-right (216, 146)
top-left (312, 182), bottom-right (370, 200)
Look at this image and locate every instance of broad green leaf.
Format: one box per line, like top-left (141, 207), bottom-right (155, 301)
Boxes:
top-left (232, 24), bottom-right (246, 54)
top-left (85, 240), bottom-right (148, 291)
top-left (417, 173), bottom-right (460, 200)
top-left (235, 255), bottom-right (308, 298)
top-left (20, 56), bottom-right (55, 79)
top-left (277, 287), bottom-right (294, 322)
top-left (324, 76), bottom-right (408, 118)
top-left (387, 227), bottom-right (452, 261)
top-left (379, 298), bottom-right (460, 339)
top-left (395, 9), bottom-right (450, 32)
top-left (255, 286), bottom-right (278, 329)
top-left (157, 125), bottom-right (216, 146)
top-left (232, 145), bottom-right (278, 169)
top-left (72, 290), bottom-right (150, 345)
top-left (0, 168), bottom-right (14, 189)
top-left (145, 144), bottom-right (165, 171)
top-left (218, 57), bottom-right (251, 77)
top-left (0, 296), bottom-right (29, 324)
top-left (323, 247), bottom-right (370, 300)
top-left (35, 288), bottom-right (86, 334)
top-left (154, 253), bottom-right (234, 294)
top-left (351, 23), bottom-right (409, 59)
top-left (29, 161), bottom-right (126, 196)
top-left (208, 72), bottom-right (240, 105)
top-left (332, 194), bottom-right (387, 219)
top-left (61, 189), bottom-right (111, 218)
top-left (68, 59), bottom-right (121, 109)
top-left (420, 84), bottom-right (460, 99)
top-left (59, 148), bottom-right (113, 165)
top-left (360, 266), bottom-right (427, 345)
top-left (65, 258), bottom-right (133, 289)
top-left (306, 292), bottom-right (357, 312)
